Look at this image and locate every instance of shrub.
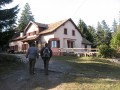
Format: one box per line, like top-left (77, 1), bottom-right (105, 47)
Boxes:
top-left (98, 44), bottom-right (116, 58)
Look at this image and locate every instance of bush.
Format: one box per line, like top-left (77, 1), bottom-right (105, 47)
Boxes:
top-left (98, 44), bottom-right (116, 58)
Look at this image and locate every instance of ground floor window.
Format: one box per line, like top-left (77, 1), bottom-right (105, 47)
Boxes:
top-left (10, 46), bottom-right (14, 50)
top-left (51, 41), bottom-right (57, 48)
top-left (15, 45), bottom-right (18, 51)
top-left (84, 45), bottom-right (87, 51)
top-left (67, 40), bottom-right (74, 48)
top-left (22, 44), bottom-right (28, 50)
top-left (49, 40), bottom-right (60, 48)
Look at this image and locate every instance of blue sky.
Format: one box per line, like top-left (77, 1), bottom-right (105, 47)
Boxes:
top-left (6, 0), bottom-right (120, 27)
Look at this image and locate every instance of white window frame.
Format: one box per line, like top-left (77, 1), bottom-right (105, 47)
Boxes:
top-left (51, 41), bottom-right (57, 48)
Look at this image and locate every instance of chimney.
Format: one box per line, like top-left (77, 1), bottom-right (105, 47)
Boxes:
top-left (20, 32), bottom-right (23, 37)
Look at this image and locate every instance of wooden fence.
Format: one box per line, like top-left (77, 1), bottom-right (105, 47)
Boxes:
top-left (58, 48), bottom-right (98, 57)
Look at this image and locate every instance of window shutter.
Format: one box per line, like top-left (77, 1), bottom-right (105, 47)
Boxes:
top-left (57, 40), bottom-right (60, 48)
top-left (48, 41), bottom-right (51, 48)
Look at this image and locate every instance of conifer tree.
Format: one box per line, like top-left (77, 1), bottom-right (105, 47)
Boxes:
top-left (18, 3), bottom-right (34, 31)
top-left (0, 0), bottom-right (19, 32)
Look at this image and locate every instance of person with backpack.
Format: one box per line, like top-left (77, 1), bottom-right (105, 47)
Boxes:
top-left (26, 43), bottom-right (39, 75)
top-left (40, 43), bottom-right (53, 75)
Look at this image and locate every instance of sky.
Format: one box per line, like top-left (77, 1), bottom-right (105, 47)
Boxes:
top-left (6, 0), bottom-right (120, 27)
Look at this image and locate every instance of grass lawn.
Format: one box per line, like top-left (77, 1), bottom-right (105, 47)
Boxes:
top-left (0, 53), bottom-right (24, 75)
top-left (52, 56), bottom-right (120, 90)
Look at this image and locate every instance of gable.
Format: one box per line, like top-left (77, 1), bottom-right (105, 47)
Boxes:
top-left (25, 23), bottom-right (39, 34)
top-left (38, 18), bottom-right (83, 37)
top-left (54, 20), bottom-right (82, 38)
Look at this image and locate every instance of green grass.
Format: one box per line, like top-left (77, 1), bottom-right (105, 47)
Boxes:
top-left (0, 54), bottom-right (23, 74)
top-left (52, 56), bottom-right (120, 90)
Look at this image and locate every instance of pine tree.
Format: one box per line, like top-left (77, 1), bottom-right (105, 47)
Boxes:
top-left (77, 19), bottom-right (88, 38)
top-left (87, 25), bottom-right (96, 47)
top-left (101, 20), bottom-right (111, 46)
top-left (95, 22), bottom-right (105, 46)
top-left (110, 26), bottom-right (120, 50)
top-left (0, 0), bottom-right (19, 32)
top-left (112, 19), bottom-right (118, 32)
top-left (18, 3), bottom-right (34, 31)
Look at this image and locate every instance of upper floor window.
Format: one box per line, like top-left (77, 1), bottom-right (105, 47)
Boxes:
top-left (64, 28), bottom-right (67, 35)
top-left (72, 30), bottom-right (75, 36)
top-left (27, 33), bottom-right (30, 36)
top-left (34, 31), bottom-right (37, 35)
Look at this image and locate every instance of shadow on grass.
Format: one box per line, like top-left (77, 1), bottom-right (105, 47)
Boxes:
top-left (1, 55), bottom-right (120, 90)
top-left (0, 53), bottom-right (24, 75)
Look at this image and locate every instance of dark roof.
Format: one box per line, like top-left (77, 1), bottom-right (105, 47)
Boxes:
top-left (34, 22), bottom-right (48, 29)
top-left (82, 38), bottom-right (92, 45)
top-left (10, 32), bottom-right (26, 42)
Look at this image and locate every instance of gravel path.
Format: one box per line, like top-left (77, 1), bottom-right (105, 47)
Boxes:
top-left (0, 54), bottom-right (72, 90)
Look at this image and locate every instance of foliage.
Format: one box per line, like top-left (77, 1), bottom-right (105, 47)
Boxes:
top-left (0, 0), bottom-right (19, 32)
top-left (0, 30), bottom-right (15, 48)
top-left (87, 25), bottom-right (96, 47)
top-left (110, 26), bottom-right (120, 55)
top-left (112, 19), bottom-right (118, 32)
top-left (77, 19), bottom-right (94, 45)
top-left (95, 21), bottom-right (112, 46)
top-left (18, 3), bottom-right (35, 31)
top-left (0, 54), bottom-right (23, 74)
top-left (97, 44), bottom-right (115, 58)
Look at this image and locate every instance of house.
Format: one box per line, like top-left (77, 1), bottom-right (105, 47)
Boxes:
top-left (9, 18), bottom-right (92, 55)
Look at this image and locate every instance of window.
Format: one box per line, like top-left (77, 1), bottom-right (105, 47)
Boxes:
top-left (72, 30), bottom-right (75, 36)
top-left (84, 45), bottom-right (87, 51)
top-left (64, 28), bottom-right (67, 35)
top-left (51, 40), bottom-right (60, 48)
top-left (34, 31), bottom-right (37, 35)
top-left (27, 33), bottom-right (30, 36)
top-left (67, 40), bottom-right (74, 48)
top-left (51, 41), bottom-right (57, 48)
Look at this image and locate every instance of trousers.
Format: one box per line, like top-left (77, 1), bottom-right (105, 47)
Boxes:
top-left (43, 58), bottom-right (50, 75)
top-left (29, 58), bottom-right (36, 74)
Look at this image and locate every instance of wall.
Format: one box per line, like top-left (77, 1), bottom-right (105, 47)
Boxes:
top-left (26, 23), bottom-right (39, 38)
top-left (9, 41), bottom-right (23, 52)
top-left (41, 34), bottom-right (54, 43)
top-left (54, 21), bottom-right (83, 48)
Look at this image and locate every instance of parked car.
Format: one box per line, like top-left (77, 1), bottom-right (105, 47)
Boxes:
top-left (8, 50), bottom-right (15, 54)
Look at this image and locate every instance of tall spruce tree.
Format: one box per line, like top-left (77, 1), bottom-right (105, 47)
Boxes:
top-left (18, 3), bottom-right (34, 31)
top-left (77, 19), bottom-right (88, 38)
top-left (95, 22), bottom-right (105, 46)
top-left (112, 19), bottom-right (118, 32)
top-left (110, 26), bottom-right (120, 50)
top-left (77, 19), bottom-right (93, 42)
top-left (87, 25), bottom-right (96, 47)
top-left (0, 0), bottom-right (19, 32)
top-left (101, 20), bottom-right (111, 46)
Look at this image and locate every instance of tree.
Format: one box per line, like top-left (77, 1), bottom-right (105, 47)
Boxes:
top-left (87, 25), bottom-right (96, 47)
top-left (95, 22), bottom-right (105, 46)
top-left (112, 19), bottom-right (118, 32)
top-left (101, 20), bottom-right (111, 46)
top-left (95, 20), bottom-right (111, 46)
top-left (77, 19), bottom-right (88, 37)
top-left (18, 3), bottom-right (35, 31)
top-left (110, 26), bottom-right (120, 50)
top-left (0, 30), bottom-right (15, 49)
top-left (0, 0), bottom-right (19, 32)
top-left (77, 19), bottom-right (93, 43)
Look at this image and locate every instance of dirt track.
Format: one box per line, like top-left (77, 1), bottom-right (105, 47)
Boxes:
top-left (0, 54), bottom-right (72, 90)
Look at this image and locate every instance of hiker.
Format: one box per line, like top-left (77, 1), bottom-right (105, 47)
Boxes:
top-left (26, 43), bottom-right (39, 75)
top-left (40, 43), bottom-right (53, 75)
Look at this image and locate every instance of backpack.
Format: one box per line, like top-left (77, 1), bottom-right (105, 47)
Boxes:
top-left (42, 47), bottom-right (50, 58)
